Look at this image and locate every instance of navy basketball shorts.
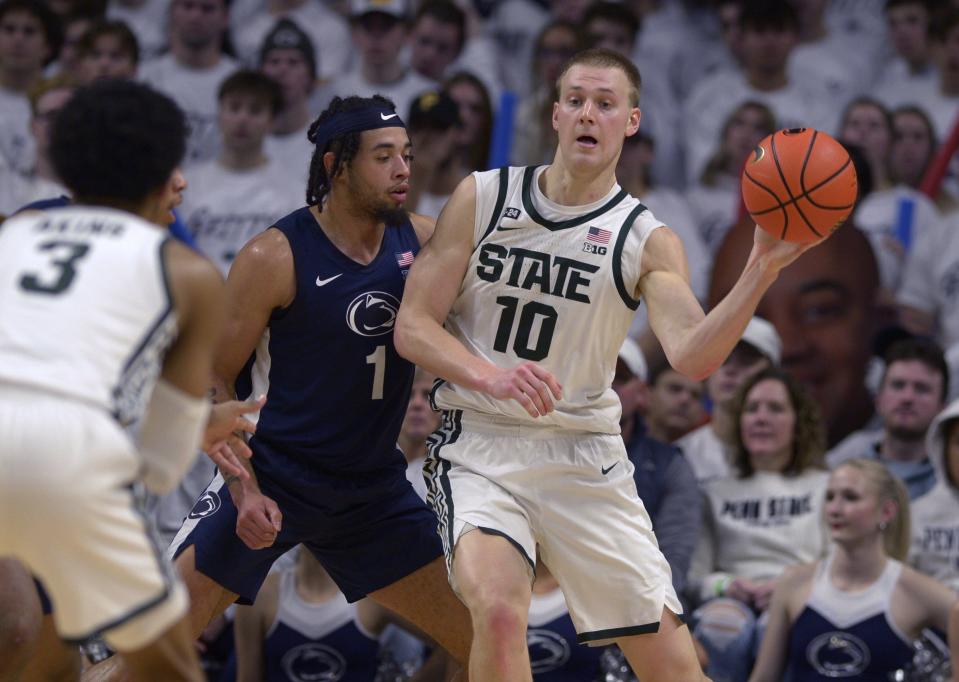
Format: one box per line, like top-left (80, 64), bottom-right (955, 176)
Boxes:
top-left (169, 440), bottom-right (443, 604)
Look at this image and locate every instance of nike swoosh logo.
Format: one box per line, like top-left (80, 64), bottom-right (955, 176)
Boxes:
top-left (380, 113), bottom-right (398, 120)
top-left (601, 462), bottom-right (619, 475)
top-left (497, 225), bottom-right (522, 231)
top-left (315, 274), bottom-right (342, 287)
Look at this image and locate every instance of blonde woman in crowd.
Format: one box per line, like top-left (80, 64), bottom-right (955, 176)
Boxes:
top-left (750, 458), bottom-right (958, 682)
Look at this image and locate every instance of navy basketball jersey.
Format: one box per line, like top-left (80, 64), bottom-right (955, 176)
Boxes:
top-left (527, 589), bottom-right (604, 680)
top-left (786, 558), bottom-right (914, 680)
top-left (263, 569), bottom-right (380, 681)
top-left (248, 206), bottom-right (420, 475)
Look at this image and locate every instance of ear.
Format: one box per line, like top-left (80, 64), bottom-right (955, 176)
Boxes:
top-left (552, 101), bottom-right (560, 132)
top-left (626, 107), bottom-right (641, 137)
top-left (879, 498), bottom-right (898, 527)
top-left (322, 150), bottom-right (336, 176)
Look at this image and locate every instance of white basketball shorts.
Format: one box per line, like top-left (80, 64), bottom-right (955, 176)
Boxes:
top-left (424, 410), bottom-right (683, 646)
top-left (0, 385), bottom-right (188, 651)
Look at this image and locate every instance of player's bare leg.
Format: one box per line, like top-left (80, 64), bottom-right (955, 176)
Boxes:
top-left (368, 556), bottom-right (473, 680)
top-left (116, 616), bottom-right (203, 682)
top-left (618, 608), bottom-right (711, 682)
top-left (82, 545), bottom-right (239, 680)
top-left (0, 559), bottom-right (42, 682)
top-left (19, 615), bottom-right (80, 681)
top-left (450, 530), bottom-right (533, 682)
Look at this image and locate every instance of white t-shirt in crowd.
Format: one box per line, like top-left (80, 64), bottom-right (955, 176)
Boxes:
top-left (139, 54), bottom-right (239, 165)
top-left (179, 156), bottom-right (303, 275)
top-left (0, 87), bottom-right (34, 173)
top-left (233, 3), bottom-right (351, 82)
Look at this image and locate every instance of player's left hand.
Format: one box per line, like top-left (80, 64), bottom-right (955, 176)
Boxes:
top-left (751, 226), bottom-right (816, 273)
top-left (203, 394), bottom-right (266, 450)
top-left (202, 394), bottom-right (265, 480)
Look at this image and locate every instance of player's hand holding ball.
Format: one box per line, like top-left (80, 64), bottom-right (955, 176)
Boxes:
top-left (742, 127), bottom-right (859, 269)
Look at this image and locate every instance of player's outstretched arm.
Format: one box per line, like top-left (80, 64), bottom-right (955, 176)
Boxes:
top-left (136, 240), bottom-right (225, 494)
top-left (395, 176), bottom-right (562, 417)
top-left (640, 225), bottom-right (812, 380)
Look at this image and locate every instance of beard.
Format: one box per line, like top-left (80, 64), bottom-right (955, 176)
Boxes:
top-left (886, 423), bottom-right (929, 443)
top-left (373, 204), bottom-right (409, 226)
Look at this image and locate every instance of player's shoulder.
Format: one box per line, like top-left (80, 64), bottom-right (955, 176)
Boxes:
top-left (236, 225), bottom-right (294, 269)
top-left (163, 238), bottom-right (223, 290)
top-left (408, 212), bottom-right (435, 246)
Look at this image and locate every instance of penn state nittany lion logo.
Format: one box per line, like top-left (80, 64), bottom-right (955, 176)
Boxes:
top-left (527, 629), bottom-right (571, 673)
top-left (281, 643), bottom-right (347, 681)
top-left (807, 631), bottom-right (870, 677)
top-left (346, 291), bottom-right (400, 337)
top-left (187, 490), bottom-right (221, 519)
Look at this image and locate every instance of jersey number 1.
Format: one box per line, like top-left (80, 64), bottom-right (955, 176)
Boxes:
top-left (19, 240), bottom-right (91, 295)
top-left (366, 345), bottom-right (386, 400)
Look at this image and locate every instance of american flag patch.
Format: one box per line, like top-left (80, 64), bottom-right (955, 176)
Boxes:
top-left (395, 251), bottom-right (414, 267)
top-left (587, 226), bottom-right (612, 244)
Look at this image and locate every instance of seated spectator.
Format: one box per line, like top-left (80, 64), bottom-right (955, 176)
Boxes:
top-left (400, 367), bottom-right (440, 501)
top-left (873, 0), bottom-right (938, 106)
top-left (179, 69), bottom-right (302, 276)
top-left (0, 0), bottom-right (60, 174)
top-left (828, 337), bottom-right (948, 501)
top-left (678, 317), bottom-right (781, 485)
top-left (687, 101), bottom-right (776, 254)
top-left (842, 97), bottom-right (944, 295)
top-left (138, 0), bottom-right (239, 165)
top-left (613, 338), bottom-right (701, 600)
top-left (323, 0), bottom-right (433, 133)
top-left (408, 0), bottom-right (466, 84)
top-left (510, 19), bottom-right (583, 166)
top-left (683, 1), bottom-right (833, 187)
top-left (405, 89), bottom-right (460, 219)
top-left (0, 76), bottom-right (73, 216)
top-left (616, 130), bottom-right (710, 306)
top-left (749, 458), bottom-right (958, 682)
top-left (259, 19), bottom-right (318, 185)
top-left (75, 19), bottom-right (138, 83)
top-left (645, 365), bottom-right (705, 445)
top-left (910, 397), bottom-right (959, 592)
top-left (691, 368), bottom-right (830, 682)
top-left (442, 70), bottom-right (493, 175)
top-left (232, 0), bottom-right (349, 85)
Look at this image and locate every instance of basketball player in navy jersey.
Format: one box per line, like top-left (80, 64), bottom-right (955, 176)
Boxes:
top-left (87, 94), bottom-right (474, 681)
top-left (395, 47), bottom-right (824, 681)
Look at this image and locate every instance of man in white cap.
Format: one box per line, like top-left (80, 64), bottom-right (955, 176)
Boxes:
top-left (613, 337), bottom-right (701, 603)
top-left (324, 0), bottom-right (434, 123)
top-left (676, 316), bottom-right (782, 484)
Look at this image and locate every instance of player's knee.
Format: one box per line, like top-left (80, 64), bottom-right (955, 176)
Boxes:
top-left (469, 594), bottom-right (528, 645)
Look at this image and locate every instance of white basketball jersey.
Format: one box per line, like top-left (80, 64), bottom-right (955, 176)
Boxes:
top-left (0, 206), bottom-right (177, 425)
top-left (432, 166), bottom-right (663, 434)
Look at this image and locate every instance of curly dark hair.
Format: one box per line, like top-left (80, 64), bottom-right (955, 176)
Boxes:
top-left (731, 367), bottom-right (826, 478)
top-left (305, 94), bottom-right (397, 209)
top-left (50, 80), bottom-right (186, 203)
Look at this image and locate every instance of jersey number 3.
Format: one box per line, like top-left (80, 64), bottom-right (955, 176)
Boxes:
top-left (19, 240), bottom-right (91, 295)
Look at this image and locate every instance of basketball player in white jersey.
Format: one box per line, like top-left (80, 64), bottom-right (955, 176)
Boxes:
top-left (0, 79), bottom-right (240, 681)
top-left (395, 47), bottom-right (822, 681)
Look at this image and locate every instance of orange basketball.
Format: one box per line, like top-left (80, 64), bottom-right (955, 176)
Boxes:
top-left (742, 128), bottom-right (858, 244)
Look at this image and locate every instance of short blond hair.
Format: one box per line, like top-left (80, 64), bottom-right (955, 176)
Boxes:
top-left (555, 47), bottom-right (642, 108)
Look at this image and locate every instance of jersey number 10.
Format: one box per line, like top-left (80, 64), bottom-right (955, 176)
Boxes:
top-left (493, 296), bottom-right (558, 361)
